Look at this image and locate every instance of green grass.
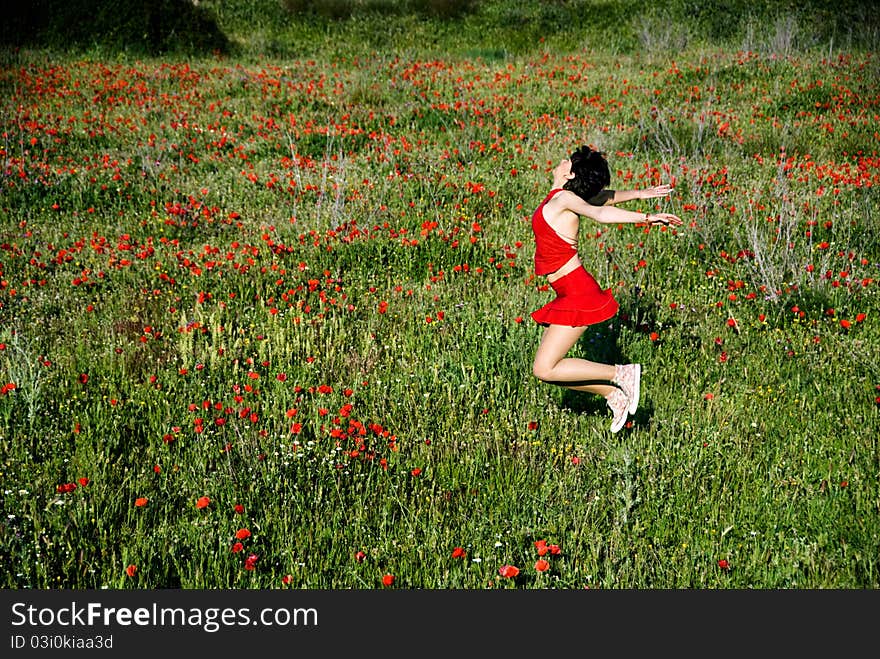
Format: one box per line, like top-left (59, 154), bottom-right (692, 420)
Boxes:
top-left (1, 0), bottom-right (878, 589)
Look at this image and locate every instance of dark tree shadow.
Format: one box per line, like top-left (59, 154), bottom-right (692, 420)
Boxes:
top-left (1, 0), bottom-right (230, 56)
top-left (282, 0), bottom-right (476, 21)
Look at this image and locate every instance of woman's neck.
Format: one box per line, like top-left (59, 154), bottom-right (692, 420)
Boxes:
top-left (551, 175), bottom-right (568, 190)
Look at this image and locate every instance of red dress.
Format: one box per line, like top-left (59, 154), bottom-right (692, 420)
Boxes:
top-left (531, 189), bottom-right (618, 327)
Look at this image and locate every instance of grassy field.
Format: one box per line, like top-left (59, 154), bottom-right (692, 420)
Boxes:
top-left (1, 0), bottom-right (878, 589)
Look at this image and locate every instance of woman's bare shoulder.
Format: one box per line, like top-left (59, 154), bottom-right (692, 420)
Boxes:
top-left (549, 189), bottom-right (601, 218)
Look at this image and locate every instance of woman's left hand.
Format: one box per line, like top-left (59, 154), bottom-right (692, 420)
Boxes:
top-left (648, 212), bottom-right (683, 227)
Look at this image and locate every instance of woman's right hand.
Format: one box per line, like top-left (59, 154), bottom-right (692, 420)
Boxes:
top-left (640, 184), bottom-right (674, 199)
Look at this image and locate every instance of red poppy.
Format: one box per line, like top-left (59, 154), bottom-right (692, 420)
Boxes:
top-left (382, 574), bottom-right (395, 586)
top-left (235, 528), bottom-right (251, 540)
top-left (134, 497), bottom-right (148, 507)
top-left (498, 565), bottom-right (520, 578)
top-left (195, 496), bottom-right (210, 509)
top-left (717, 559), bottom-right (730, 570)
top-left (451, 547), bottom-right (466, 559)
top-left (534, 559), bottom-right (550, 572)
top-left (125, 565), bottom-right (137, 578)
top-left (244, 554), bottom-right (258, 570)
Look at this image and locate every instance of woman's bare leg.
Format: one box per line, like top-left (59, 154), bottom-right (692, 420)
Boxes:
top-left (532, 324), bottom-right (617, 397)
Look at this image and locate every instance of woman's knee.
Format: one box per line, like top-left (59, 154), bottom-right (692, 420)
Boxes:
top-left (532, 360), bottom-right (554, 382)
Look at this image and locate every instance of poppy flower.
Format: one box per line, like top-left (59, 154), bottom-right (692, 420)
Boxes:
top-left (451, 547), bottom-right (466, 559)
top-left (498, 565), bottom-right (520, 578)
top-left (125, 565), bottom-right (137, 578)
top-left (134, 497), bottom-right (148, 507)
top-left (382, 574), bottom-right (395, 586)
top-left (195, 496), bottom-right (210, 509)
top-left (235, 528), bottom-right (251, 540)
top-left (534, 559), bottom-right (550, 572)
top-left (717, 559), bottom-right (730, 570)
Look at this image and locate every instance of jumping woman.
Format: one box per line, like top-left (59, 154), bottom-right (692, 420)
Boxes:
top-left (531, 146), bottom-right (683, 432)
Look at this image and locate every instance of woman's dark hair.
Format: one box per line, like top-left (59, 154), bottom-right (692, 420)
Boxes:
top-left (563, 145), bottom-right (610, 202)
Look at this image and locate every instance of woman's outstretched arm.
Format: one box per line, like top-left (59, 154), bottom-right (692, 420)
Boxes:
top-left (589, 184), bottom-right (674, 206)
top-left (559, 189), bottom-right (682, 226)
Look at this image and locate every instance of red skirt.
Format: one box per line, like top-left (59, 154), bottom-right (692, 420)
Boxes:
top-left (531, 266), bottom-right (618, 327)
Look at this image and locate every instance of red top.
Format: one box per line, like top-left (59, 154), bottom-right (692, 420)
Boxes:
top-left (532, 189), bottom-right (576, 275)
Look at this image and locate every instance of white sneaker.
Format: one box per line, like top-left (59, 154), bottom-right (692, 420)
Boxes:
top-left (614, 363), bottom-right (641, 415)
top-left (606, 388), bottom-right (629, 433)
